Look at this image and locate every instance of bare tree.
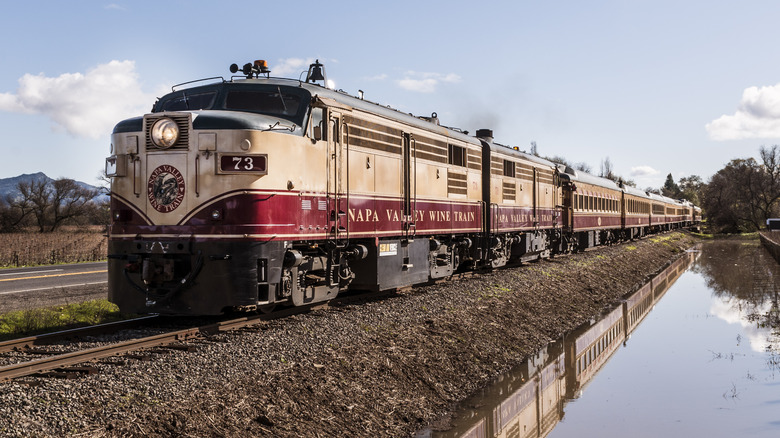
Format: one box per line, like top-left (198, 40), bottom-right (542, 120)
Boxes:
top-left (759, 145), bottom-right (780, 218)
top-left (596, 156), bottom-right (636, 186)
top-left (0, 193), bottom-right (33, 232)
top-left (530, 141), bottom-right (538, 156)
top-left (599, 157), bottom-right (615, 180)
top-left (96, 168), bottom-right (111, 195)
top-left (16, 178), bottom-right (99, 232)
top-left (18, 179), bottom-right (51, 233)
top-left (543, 155), bottom-right (593, 174)
top-left (48, 179), bottom-right (99, 232)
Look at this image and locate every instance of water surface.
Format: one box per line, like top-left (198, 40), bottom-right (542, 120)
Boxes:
top-left (420, 239), bottom-right (780, 438)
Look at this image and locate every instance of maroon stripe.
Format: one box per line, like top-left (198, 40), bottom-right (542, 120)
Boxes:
top-left (573, 215), bottom-right (622, 230)
top-left (491, 206), bottom-right (559, 231)
top-left (112, 192), bottom-right (483, 239)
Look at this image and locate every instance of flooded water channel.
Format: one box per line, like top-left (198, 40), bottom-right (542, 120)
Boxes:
top-left (418, 238), bottom-right (780, 438)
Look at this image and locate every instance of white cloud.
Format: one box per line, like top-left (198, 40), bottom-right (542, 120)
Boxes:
top-left (630, 166), bottom-right (659, 177)
top-left (710, 296), bottom-right (772, 353)
top-left (397, 71), bottom-right (461, 93)
top-left (273, 58), bottom-right (314, 77)
top-left (363, 74), bottom-right (388, 81)
top-left (0, 60), bottom-right (153, 139)
top-left (706, 83), bottom-right (780, 140)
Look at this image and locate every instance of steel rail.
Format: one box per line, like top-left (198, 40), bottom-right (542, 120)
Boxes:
top-left (0, 306), bottom-right (317, 382)
top-left (0, 328), bottom-right (196, 381)
top-left (0, 316), bottom-right (160, 354)
top-left (0, 288), bottom-right (418, 383)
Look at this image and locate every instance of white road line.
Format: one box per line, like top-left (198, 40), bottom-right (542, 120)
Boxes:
top-left (0, 269), bottom-right (64, 277)
top-left (0, 281), bottom-right (108, 296)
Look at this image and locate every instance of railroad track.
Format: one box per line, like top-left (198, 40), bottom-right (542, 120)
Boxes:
top-left (0, 272), bottom-right (512, 384)
top-left (0, 315), bottom-right (159, 355)
top-left (0, 305), bottom-right (320, 383)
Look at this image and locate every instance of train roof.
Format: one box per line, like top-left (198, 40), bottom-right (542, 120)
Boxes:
top-left (157, 67), bottom-right (482, 147)
top-left (622, 184), bottom-right (652, 199)
top-left (647, 192), bottom-right (685, 206)
top-left (486, 141), bottom-right (559, 169)
top-left (302, 81), bottom-right (482, 145)
top-left (558, 167), bottom-right (622, 192)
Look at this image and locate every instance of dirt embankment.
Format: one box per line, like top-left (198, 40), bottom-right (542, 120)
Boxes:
top-left (0, 232), bottom-right (696, 437)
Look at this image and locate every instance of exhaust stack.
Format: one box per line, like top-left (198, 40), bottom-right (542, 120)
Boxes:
top-left (476, 129), bottom-right (493, 142)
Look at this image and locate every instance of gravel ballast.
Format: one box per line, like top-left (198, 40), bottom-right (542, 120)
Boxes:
top-left (0, 232), bottom-right (696, 437)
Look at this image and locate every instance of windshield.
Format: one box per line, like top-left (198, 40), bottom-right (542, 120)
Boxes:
top-left (225, 88), bottom-right (302, 118)
top-left (159, 91), bottom-right (217, 111)
top-left (154, 83), bottom-right (310, 126)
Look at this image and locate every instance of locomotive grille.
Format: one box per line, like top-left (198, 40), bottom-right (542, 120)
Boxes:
top-left (145, 113), bottom-right (191, 150)
top-left (448, 172), bottom-right (468, 196)
top-left (503, 181), bottom-right (516, 201)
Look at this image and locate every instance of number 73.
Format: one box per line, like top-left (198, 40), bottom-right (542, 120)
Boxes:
top-left (233, 156), bottom-right (254, 170)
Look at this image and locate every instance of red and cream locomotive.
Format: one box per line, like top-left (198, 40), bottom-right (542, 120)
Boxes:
top-left (106, 59), bottom-right (697, 315)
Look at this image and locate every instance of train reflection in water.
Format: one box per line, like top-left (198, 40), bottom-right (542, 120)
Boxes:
top-left (419, 250), bottom-right (698, 438)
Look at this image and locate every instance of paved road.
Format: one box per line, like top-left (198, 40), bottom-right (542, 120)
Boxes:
top-left (0, 262), bottom-right (107, 296)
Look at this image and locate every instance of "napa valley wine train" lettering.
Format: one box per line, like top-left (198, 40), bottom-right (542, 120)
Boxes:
top-left (347, 208), bottom-right (477, 223)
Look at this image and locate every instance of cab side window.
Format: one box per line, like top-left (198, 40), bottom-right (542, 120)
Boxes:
top-left (309, 107), bottom-right (326, 140)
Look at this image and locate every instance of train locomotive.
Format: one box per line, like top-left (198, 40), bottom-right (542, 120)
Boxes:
top-left (106, 59), bottom-right (699, 315)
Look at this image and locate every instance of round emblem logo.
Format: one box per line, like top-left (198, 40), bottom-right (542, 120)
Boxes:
top-left (148, 165), bottom-right (185, 213)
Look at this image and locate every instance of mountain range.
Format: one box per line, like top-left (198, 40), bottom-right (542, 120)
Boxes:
top-left (0, 172), bottom-right (106, 201)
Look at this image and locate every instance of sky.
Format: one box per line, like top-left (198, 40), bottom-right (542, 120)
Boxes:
top-left (1, 0), bottom-right (779, 191)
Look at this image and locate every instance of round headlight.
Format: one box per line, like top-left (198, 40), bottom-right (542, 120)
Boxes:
top-left (150, 118), bottom-right (179, 148)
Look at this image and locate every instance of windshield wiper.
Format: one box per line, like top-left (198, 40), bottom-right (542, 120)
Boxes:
top-left (276, 86), bottom-right (288, 113)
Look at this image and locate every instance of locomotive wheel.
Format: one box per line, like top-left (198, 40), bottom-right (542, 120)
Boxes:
top-left (258, 304), bottom-right (277, 314)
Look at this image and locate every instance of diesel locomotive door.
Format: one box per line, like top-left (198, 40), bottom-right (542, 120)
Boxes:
top-left (402, 133), bottom-right (417, 240)
top-left (533, 167), bottom-right (539, 226)
top-left (327, 110), bottom-right (346, 242)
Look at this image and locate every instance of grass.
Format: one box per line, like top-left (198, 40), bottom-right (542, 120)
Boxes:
top-left (0, 299), bottom-right (126, 341)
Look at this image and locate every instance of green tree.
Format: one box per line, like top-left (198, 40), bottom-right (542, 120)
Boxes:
top-left (661, 173), bottom-right (682, 199)
top-left (678, 175), bottom-right (704, 205)
top-left (701, 145), bottom-right (780, 232)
